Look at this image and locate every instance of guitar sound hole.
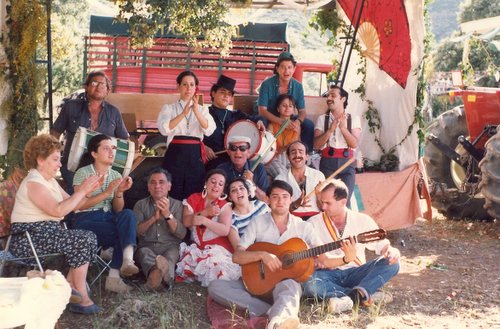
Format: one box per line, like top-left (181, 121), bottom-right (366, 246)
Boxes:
top-left (281, 254), bottom-right (293, 267)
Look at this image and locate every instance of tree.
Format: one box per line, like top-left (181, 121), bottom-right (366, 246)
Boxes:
top-left (459, 0), bottom-right (500, 23)
top-left (432, 0), bottom-right (499, 86)
top-left (113, 0), bottom-right (241, 55)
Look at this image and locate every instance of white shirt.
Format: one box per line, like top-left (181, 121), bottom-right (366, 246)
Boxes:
top-left (275, 166), bottom-right (325, 213)
top-left (239, 212), bottom-right (321, 249)
top-left (11, 169), bottom-right (63, 223)
top-left (157, 100), bottom-right (216, 147)
top-left (315, 112), bottom-right (361, 149)
top-left (307, 209), bottom-right (389, 270)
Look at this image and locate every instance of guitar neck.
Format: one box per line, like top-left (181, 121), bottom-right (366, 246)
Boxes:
top-left (291, 239), bottom-right (345, 263)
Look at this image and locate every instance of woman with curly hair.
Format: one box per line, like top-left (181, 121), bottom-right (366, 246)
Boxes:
top-left (10, 134), bottom-right (101, 314)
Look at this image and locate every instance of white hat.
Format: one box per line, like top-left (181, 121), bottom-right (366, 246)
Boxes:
top-left (227, 135), bottom-right (251, 147)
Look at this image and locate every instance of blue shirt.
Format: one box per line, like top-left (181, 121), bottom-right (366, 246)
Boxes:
top-left (217, 160), bottom-right (269, 193)
top-left (257, 75), bottom-right (305, 116)
top-left (52, 94), bottom-right (129, 163)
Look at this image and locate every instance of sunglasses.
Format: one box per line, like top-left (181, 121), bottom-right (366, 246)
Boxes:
top-left (228, 144), bottom-right (249, 152)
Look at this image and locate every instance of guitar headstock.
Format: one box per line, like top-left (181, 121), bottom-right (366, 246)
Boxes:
top-left (356, 229), bottom-right (386, 243)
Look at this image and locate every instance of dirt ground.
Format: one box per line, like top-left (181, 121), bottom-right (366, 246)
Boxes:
top-left (56, 213), bottom-right (499, 329)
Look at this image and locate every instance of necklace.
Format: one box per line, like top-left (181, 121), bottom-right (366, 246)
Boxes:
top-left (180, 101), bottom-right (193, 131)
top-left (217, 109), bottom-right (229, 134)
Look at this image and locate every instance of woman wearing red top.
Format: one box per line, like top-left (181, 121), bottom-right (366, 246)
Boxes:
top-left (176, 169), bottom-right (241, 286)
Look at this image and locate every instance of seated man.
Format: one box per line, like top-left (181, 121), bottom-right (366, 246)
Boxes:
top-left (133, 168), bottom-right (186, 290)
top-left (217, 136), bottom-right (269, 202)
top-left (303, 179), bottom-right (400, 313)
top-left (275, 140), bottom-right (325, 220)
top-left (204, 74), bottom-right (265, 170)
top-left (208, 180), bottom-right (326, 329)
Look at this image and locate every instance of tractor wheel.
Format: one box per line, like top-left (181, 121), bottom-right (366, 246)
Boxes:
top-left (424, 106), bottom-right (489, 219)
top-left (479, 126), bottom-right (500, 219)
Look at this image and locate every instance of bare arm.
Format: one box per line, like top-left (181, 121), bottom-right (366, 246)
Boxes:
top-left (195, 204), bottom-right (232, 237)
top-left (232, 245), bottom-right (282, 272)
top-left (28, 176), bottom-right (100, 218)
top-left (191, 96), bottom-right (208, 129)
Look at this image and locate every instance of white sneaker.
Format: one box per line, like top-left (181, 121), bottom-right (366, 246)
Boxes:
top-left (120, 260), bottom-right (139, 277)
top-left (268, 317), bottom-right (299, 329)
top-left (328, 296), bottom-right (354, 314)
top-left (105, 276), bottom-right (133, 293)
top-left (99, 247), bottom-right (113, 262)
top-left (368, 291), bottom-right (394, 305)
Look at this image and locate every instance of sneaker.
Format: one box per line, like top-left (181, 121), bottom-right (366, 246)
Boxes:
top-left (120, 260), bottom-right (139, 277)
top-left (155, 255), bottom-right (170, 283)
top-left (99, 247), bottom-right (113, 262)
top-left (275, 317), bottom-right (299, 329)
top-left (105, 276), bottom-right (133, 293)
top-left (368, 291), bottom-right (394, 306)
top-left (268, 317), bottom-right (299, 329)
top-left (328, 296), bottom-right (354, 314)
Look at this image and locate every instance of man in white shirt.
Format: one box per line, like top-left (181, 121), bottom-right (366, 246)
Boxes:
top-left (208, 180), bottom-right (347, 329)
top-left (275, 141), bottom-right (325, 220)
top-left (304, 179), bottom-right (400, 313)
top-left (314, 85), bottom-right (361, 206)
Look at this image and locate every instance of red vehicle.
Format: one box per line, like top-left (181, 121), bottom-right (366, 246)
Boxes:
top-left (424, 87), bottom-right (500, 219)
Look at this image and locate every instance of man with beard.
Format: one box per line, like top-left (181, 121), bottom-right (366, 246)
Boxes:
top-left (313, 85), bottom-right (361, 206)
top-left (217, 135), bottom-right (269, 202)
top-left (204, 75), bottom-right (265, 170)
top-left (51, 71), bottom-right (129, 192)
top-left (275, 141), bottom-right (325, 220)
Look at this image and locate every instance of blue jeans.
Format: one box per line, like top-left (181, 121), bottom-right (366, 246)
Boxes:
top-left (74, 209), bottom-right (137, 269)
top-left (303, 257), bottom-right (399, 300)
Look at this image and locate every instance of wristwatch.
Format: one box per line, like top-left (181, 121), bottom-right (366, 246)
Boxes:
top-left (165, 214), bottom-right (173, 221)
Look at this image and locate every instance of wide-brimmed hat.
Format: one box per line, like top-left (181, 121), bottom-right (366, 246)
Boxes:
top-left (213, 75), bottom-right (236, 93)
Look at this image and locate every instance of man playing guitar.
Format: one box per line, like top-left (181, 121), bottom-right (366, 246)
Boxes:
top-left (208, 180), bottom-right (355, 329)
top-left (304, 179), bottom-right (400, 313)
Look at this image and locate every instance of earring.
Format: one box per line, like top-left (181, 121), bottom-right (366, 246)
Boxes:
top-left (219, 193), bottom-right (227, 200)
top-left (202, 186), bottom-right (207, 198)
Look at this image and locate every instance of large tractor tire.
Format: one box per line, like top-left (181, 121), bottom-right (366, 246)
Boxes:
top-left (479, 126), bottom-right (500, 219)
top-left (424, 106), bottom-right (489, 219)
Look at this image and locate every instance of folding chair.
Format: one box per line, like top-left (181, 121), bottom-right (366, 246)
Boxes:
top-left (88, 247), bottom-right (112, 286)
top-left (0, 231), bottom-right (61, 276)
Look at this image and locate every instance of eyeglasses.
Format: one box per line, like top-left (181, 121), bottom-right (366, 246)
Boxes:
top-left (89, 81), bottom-right (107, 88)
top-left (228, 144), bottom-right (249, 152)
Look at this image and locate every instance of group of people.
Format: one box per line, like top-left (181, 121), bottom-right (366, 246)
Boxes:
top-left (6, 51), bottom-right (399, 328)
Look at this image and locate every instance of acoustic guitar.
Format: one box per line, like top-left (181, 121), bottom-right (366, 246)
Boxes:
top-left (241, 229), bottom-right (386, 296)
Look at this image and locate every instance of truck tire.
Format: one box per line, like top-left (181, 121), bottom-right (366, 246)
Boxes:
top-left (479, 126), bottom-right (500, 219)
top-left (144, 135), bottom-right (167, 157)
top-left (424, 106), bottom-right (489, 219)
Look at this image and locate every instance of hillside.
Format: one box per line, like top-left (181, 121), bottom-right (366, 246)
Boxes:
top-left (427, 0), bottom-right (462, 41)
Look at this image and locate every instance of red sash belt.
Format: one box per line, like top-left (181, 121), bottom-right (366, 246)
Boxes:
top-left (171, 137), bottom-right (207, 164)
top-left (321, 147), bottom-right (353, 159)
